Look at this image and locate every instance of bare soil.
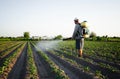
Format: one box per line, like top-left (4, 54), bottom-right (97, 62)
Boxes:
top-left (54, 49), bottom-right (120, 79)
top-left (45, 51), bottom-right (95, 79)
top-left (0, 44), bottom-right (23, 67)
top-left (7, 43), bottom-right (27, 79)
top-left (31, 44), bottom-right (54, 79)
top-left (2, 41), bottom-right (120, 79)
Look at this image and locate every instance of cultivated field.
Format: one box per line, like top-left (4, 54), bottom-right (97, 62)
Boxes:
top-left (0, 40), bottom-right (120, 79)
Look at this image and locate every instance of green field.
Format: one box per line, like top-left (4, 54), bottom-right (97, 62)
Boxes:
top-left (57, 40), bottom-right (120, 63)
top-left (0, 40), bottom-right (120, 79)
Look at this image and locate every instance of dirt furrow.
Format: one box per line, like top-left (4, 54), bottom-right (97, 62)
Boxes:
top-left (83, 54), bottom-right (120, 70)
top-left (47, 52), bottom-right (79, 79)
top-left (63, 49), bottom-right (120, 70)
top-left (7, 43), bottom-right (27, 79)
top-left (54, 49), bottom-right (120, 79)
top-left (31, 44), bottom-right (54, 79)
top-left (0, 44), bottom-right (23, 67)
top-left (0, 42), bottom-right (21, 54)
top-left (45, 51), bottom-right (94, 79)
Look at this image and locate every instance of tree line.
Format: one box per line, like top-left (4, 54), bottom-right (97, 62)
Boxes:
top-left (0, 32), bottom-right (63, 41)
top-left (0, 32), bottom-right (120, 42)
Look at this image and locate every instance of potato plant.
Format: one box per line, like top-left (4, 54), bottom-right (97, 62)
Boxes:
top-left (25, 42), bottom-right (39, 79)
top-left (32, 43), bottom-right (69, 79)
top-left (0, 42), bottom-right (26, 79)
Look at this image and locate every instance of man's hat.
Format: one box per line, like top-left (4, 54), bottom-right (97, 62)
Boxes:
top-left (74, 18), bottom-right (79, 21)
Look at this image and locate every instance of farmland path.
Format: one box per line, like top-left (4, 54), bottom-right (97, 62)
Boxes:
top-left (31, 44), bottom-right (54, 79)
top-left (7, 43), bottom-right (27, 79)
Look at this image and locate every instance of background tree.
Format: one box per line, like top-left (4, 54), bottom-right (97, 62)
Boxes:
top-left (24, 32), bottom-right (30, 39)
top-left (54, 35), bottom-right (63, 40)
top-left (90, 32), bottom-right (96, 38)
top-left (89, 32), bottom-right (97, 41)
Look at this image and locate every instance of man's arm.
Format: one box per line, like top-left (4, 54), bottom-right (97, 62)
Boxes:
top-left (72, 25), bottom-right (78, 39)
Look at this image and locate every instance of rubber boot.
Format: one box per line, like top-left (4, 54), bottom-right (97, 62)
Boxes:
top-left (79, 49), bottom-right (83, 57)
top-left (77, 49), bottom-right (80, 57)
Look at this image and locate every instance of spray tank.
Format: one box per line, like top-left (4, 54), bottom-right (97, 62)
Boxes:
top-left (81, 21), bottom-right (90, 38)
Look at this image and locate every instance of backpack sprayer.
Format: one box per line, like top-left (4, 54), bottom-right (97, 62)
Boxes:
top-left (81, 21), bottom-right (89, 38)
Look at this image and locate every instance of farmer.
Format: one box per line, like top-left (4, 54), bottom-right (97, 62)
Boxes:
top-left (72, 18), bottom-right (84, 57)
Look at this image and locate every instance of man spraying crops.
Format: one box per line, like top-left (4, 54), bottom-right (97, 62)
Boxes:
top-left (72, 18), bottom-right (84, 57)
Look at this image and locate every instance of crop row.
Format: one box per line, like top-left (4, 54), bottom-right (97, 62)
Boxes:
top-left (0, 42), bottom-right (26, 79)
top-left (0, 40), bottom-right (119, 79)
top-left (0, 41), bottom-right (22, 53)
top-left (0, 43), bottom-right (23, 59)
top-left (61, 49), bottom-right (120, 72)
top-left (0, 41), bottom-right (18, 46)
top-left (56, 49), bottom-right (119, 78)
top-left (31, 40), bottom-right (120, 79)
top-left (25, 42), bottom-right (39, 79)
top-left (31, 42), bottom-right (69, 79)
top-left (57, 41), bottom-right (120, 64)
top-left (33, 41), bottom-right (100, 79)
top-left (47, 49), bottom-right (101, 79)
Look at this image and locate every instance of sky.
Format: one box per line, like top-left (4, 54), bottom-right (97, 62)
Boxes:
top-left (0, 0), bottom-right (120, 37)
